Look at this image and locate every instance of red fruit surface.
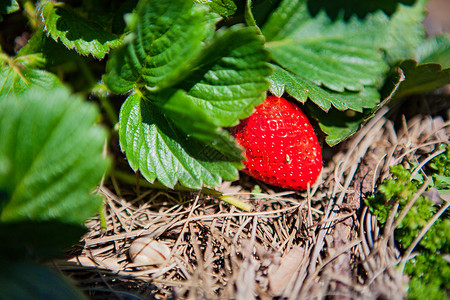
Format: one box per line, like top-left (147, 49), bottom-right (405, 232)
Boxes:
top-left (232, 96), bottom-right (322, 190)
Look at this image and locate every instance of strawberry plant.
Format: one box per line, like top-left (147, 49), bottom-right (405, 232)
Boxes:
top-left (0, 87), bottom-right (110, 298)
top-left (1, 0), bottom-right (449, 191)
top-left (0, 0), bottom-right (449, 298)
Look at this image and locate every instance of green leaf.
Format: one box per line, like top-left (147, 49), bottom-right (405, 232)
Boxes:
top-left (0, 261), bottom-right (86, 300)
top-left (103, 0), bottom-right (219, 93)
top-left (17, 29), bottom-right (77, 67)
top-left (263, 0), bottom-right (388, 93)
top-left (0, 54), bottom-right (62, 96)
top-left (0, 0), bottom-right (19, 15)
top-left (0, 87), bottom-right (110, 223)
top-left (244, 0), bottom-right (261, 31)
top-left (366, 160), bottom-right (450, 298)
top-left (155, 89), bottom-right (243, 160)
top-left (79, 0), bottom-right (134, 33)
top-left (171, 25), bottom-right (271, 127)
top-left (194, 0), bottom-right (237, 17)
top-left (0, 221), bottom-right (86, 260)
top-left (393, 59), bottom-right (450, 99)
top-left (40, 2), bottom-right (119, 59)
top-left (107, 0), bottom-right (271, 188)
top-left (311, 69), bottom-right (403, 146)
top-left (119, 93), bottom-right (240, 189)
top-left (260, 0), bottom-right (309, 42)
top-left (416, 34), bottom-right (450, 68)
top-left (269, 64), bottom-right (380, 112)
top-left (380, 0), bottom-right (427, 65)
top-left (245, 0), bottom-right (283, 28)
top-left (308, 104), bottom-right (369, 146)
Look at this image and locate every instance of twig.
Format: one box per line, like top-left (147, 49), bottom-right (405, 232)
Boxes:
top-left (409, 149), bottom-right (446, 180)
top-left (168, 193), bottom-right (201, 261)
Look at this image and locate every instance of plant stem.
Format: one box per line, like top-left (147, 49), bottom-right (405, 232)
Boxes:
top-left (21, 0), bottom-right (40, 31)
top-left (76, 57), bottom-right (118, 125)
top-left (98, 202), bottom-right (107, 231)
top-left (97, 92), bottom-right (119, 125)
top-left (77, 53), bottom-right (95, 78)
top-left (218, 195), bottom-right (252, 212)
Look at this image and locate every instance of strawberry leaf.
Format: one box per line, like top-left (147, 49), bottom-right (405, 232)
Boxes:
top-left (0, 261), bottom-right (86, 300)
top-left (0, 0), bottom-right (20, 22)
top-left (40, 2), bottom-right (119, 59)
top-left (154, 90), bottom-right (243, 160)
top-left (0, 221), bottom-right (87, 260)
top-left (119, 93), bottom-right (240, 189)
top-left (308, 104), bottom-right (369, 146)
top-left (194, 0), bottom-right (237, 17)
top-left (313, 71), bottom-right (404, 146)
top-left (269, 65), bottom-right (380, 112)
top-left (17, 29), bottom-right (77, 68)
top-left (263, 0), bottom-right (388, 93)
top-left (0, 0), bottom-right (19, 17)
top-left (392, 60), bottom-right (450, 99)
top-left (380, 0), bottom-right (427, 65)
top-left (0, 54), bottom-right (62, 95)
top-left (261, 0), bottom-right (435, 147)
top-left (103, 0), bottom-right (219, 93)
top-left (106, 0), bottom-right (271, 188)
top-left (0, 87), bottom-right (110, 223)
top-left (168, 25), bottom-right (271, 127)
top-left (416, 35), bottom-right (450, 68)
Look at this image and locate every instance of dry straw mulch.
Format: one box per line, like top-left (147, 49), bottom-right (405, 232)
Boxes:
top-left (55, 96), bottom-right (449, 299)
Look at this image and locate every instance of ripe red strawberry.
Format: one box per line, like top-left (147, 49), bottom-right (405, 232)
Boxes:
top-left (232, 96), bottom-right (322, 190)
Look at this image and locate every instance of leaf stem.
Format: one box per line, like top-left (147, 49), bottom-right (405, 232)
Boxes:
top-left (76, 57), bottom-right (118, 125)
top-left (97, 91), bottom-right (119, 125)
top-left (76, 56), bottom-right (97, 86)
top-left (98, 202), bottom-right (107, 231)
top-left (218, 195), bottom-right (252, 212)
top-left (21, 0), bottom-right (40, 31)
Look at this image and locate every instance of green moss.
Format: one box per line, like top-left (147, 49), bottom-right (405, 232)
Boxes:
top-left (405, 252), bottom-right (450, 300)
top-left (365, 143), bottom-right (450, 299)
